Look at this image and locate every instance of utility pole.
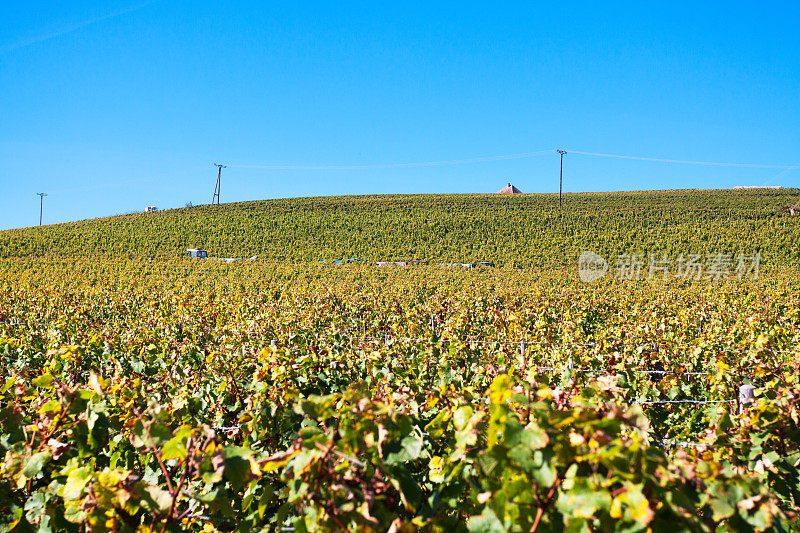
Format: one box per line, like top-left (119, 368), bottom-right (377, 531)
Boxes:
top-left (212, 164), bottom-right (226, 205)
top-left (556, 150), bottom-right (567, 208)
top-left (37, 193), bottom-right (47, 226)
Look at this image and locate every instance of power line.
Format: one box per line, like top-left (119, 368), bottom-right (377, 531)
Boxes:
top-left (0, 1), bottom-right (156, 54)
top-left (46, 166), bottom-right (208, 196)
top-left (566, 150), bottom-right (799, 169)
top-left (762, 164), bottom-right (800, 187)
top-left (223, 150), bottom-right (554, 170)
top-left (220, 148), bottom-right (798, 176)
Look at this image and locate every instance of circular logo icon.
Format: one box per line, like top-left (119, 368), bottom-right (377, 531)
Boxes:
top-left (578, 251), bottom-right (607, 282)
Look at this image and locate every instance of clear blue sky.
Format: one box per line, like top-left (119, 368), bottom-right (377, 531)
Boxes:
top-left (2, 1), bottom-right (799, 230)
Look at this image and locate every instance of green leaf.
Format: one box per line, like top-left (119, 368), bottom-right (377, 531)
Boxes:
top-left (453, 406), bottom-right (474, 430)
top-left (716, 413), bottom-right (734, 437)
top-left (161, 426), bottom-right (195, 461)
top-left (389, 467), bottom-right (422, 512)
top-left (298, 426), bottom-right (323, 439)
top-left (62, 466), bottom-right (92, 500)
top-left (131, 420), bottom-right (172, 448)
top-left (477, 449), bottom-right (503, 477)
top-left (743, 502), bottom-right (773, 530)
top-left (556, 480), bottom-right (611, 519)
top-left (24, 489), bottom-right (47, 525)
top-left (63, 502), bottom-right (88, 524)
top-left (1, 377), bottom-right (15, 394)
top-left (31, 373), bottom-right (53, 388)
top-left (530, 449), bottom-right (556, 487)
top-left (425, 409), bottom-right (450, 438)
top-left (386, 430), bottom-right (424, 465)
top-left (508, 445), bottom-right (536, 475)
top-left (141, 485), bottom-right (172, 514)
top-left (501, 417), bottom-right (524, 448)
top-left (467, 507), bottom-right (506, 533)
top-left (37, 399), bottom-right (60, 414)
top-left (223, 446), bottom-right (254, 490)
top-left (21, 451), bottom-right (51, 481)
top-left (521, 425), bottom-right (549, 450)
top-left (709, 494), bottom-right (736, 521)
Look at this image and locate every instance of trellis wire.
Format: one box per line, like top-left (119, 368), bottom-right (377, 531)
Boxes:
top-left (655, 439), bottom-right (712, 448)
top-left (633, 399), bottom-right (734, 406)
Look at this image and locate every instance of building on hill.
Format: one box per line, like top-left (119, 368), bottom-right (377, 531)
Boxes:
top-left (497, 183), bottom-right (522, 194)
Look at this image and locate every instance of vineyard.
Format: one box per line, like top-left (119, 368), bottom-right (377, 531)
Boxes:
top-left (1, 189), bottom-right (800, 266)
top-left (1, 256), bottom-right (799, 531)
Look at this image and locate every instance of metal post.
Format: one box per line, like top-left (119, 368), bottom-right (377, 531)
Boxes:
top-left (556, 150), bottom-right (567, 208)
top-left (738, 384), bottom-right (756, 414)
top-left (37, 193), bottom-right (47, 226)
top-left (212, 164), bottom-right (226, 205)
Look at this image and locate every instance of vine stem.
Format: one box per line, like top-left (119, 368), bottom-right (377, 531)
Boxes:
top-left (530, 476), bottom-right (563, 532)
top-left (160, 439), bottom-right (195, 533)
top-left (132, 408), bottom-right (175, 493)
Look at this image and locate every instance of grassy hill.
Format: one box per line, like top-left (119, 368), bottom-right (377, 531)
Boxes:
top-left (1, 188), bottom-right (799, 267)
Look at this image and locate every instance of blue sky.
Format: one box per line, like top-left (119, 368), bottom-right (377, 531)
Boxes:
top-left (1, 1), bottom-right (799, 230)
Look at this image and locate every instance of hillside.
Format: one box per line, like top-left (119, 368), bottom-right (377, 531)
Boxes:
top-left (1, 188), bottom-right (799, 267)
